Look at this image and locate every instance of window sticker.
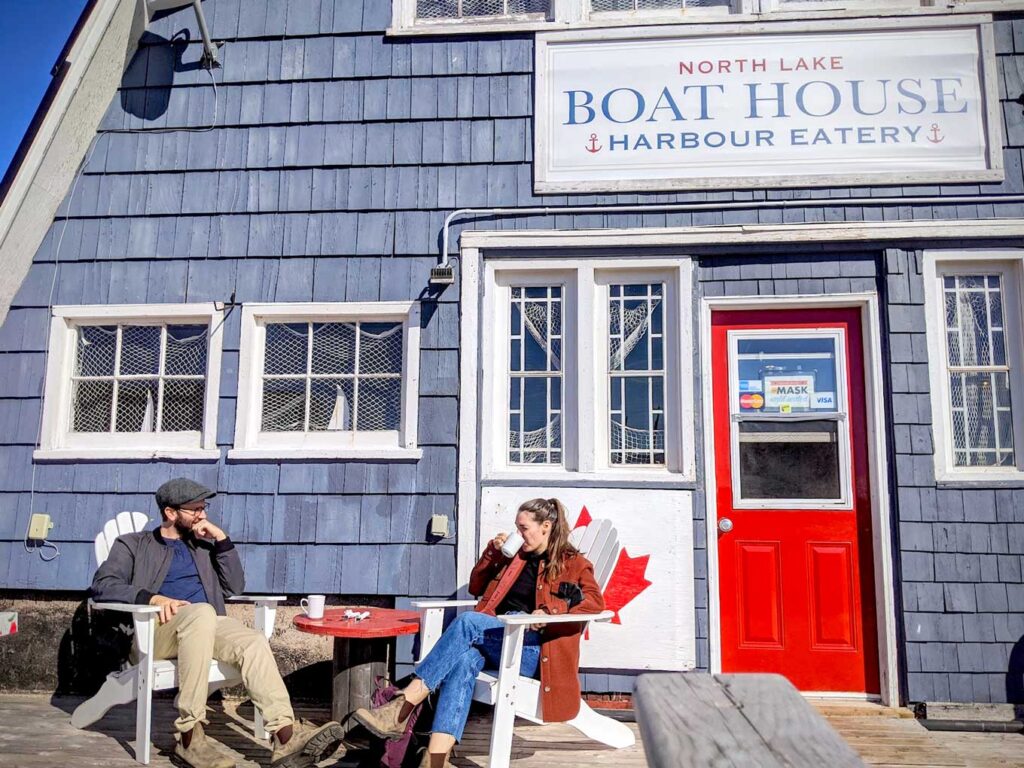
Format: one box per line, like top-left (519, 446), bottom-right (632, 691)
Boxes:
top-left (738, 379), bottom-right (764, 393)
top-left (764, 374), bottom-right (814, 410)
top-left (739, 393), bottom-right (765, 411)
top-left (812, 391), bottom-right (836, 409)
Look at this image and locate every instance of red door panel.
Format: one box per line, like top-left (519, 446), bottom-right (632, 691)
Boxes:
top-left (713, 308), bottom-right (879, 694)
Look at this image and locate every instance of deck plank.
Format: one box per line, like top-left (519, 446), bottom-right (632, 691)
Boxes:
top-left (0, 694), bottom-right (1022, 768)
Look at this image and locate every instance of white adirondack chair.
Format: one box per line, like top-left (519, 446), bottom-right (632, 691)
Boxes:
top-left (413, 518), bottom-right (636, 768)
top-left (70, 511), bottom-right (286, 765)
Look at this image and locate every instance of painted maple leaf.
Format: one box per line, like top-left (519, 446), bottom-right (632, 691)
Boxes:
top-left (573, 506), bottom-right (652, 625)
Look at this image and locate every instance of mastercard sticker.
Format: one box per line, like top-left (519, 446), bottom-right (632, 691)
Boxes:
top-left (739, 393), bottom-right (764, 410)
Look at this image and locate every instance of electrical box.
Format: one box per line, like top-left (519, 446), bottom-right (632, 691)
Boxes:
top-left (430, 514), bottom-right (450, 538)
top-left (28, 513), bottom-right (53, 541)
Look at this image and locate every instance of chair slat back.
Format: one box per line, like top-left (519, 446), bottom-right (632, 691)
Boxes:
top-left (570, 518), bottom-right (620, 590)
top-left (95, 511), bottom-right (150, 566)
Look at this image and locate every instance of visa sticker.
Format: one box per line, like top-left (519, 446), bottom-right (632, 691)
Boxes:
top-left (813, 391), bottom-right (836, 409)
top-left (738, 379), bottom-right (764, 393)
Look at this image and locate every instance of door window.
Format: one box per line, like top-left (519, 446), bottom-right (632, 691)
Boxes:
top-left (728, 330), bottom-right (851, 507)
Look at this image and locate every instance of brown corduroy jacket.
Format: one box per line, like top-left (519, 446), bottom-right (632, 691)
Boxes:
top-left (469, 542), bottom-right (604, 722)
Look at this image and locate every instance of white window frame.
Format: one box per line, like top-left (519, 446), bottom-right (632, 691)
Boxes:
top-left (35, 304), bottom-right (224, 461)
top-left (923, 250), bottom-right (1024, 484)
top-left (389, 0), bottom-right (1019, 34)
top-left (755, 0), bottom-right (917, 12)
top-left (230, 302), bottom-right (422, 461)
top-left (726, 327), bottom-right (852, 510)
top-left (480, 258), bottom-right (693, 482)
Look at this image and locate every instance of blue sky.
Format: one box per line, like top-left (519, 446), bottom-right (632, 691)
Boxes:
top-left (0, 0), bottom-right (87, 183)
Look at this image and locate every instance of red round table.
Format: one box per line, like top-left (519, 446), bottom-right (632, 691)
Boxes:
top-left (293, 606), bottom-right (419, 729)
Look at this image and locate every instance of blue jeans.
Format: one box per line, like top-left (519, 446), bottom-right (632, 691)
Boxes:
top-left (415, 611), bottom-right (541, 741)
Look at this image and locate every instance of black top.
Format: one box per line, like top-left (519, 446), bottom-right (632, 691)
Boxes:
top-left (496, 552), bottom-right (545, 615)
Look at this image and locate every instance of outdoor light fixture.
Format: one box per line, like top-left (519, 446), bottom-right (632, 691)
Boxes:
top-left (429, 265), bottom-right (456, 286)
top-left (145, 0), bottom-right (220, 68)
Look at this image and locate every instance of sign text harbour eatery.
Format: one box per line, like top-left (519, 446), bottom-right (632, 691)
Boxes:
top-left (533, 21), bottom-right (1003, 192)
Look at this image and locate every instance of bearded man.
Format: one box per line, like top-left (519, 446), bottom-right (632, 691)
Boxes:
top-left (90, 477), bottom-right (344, 768)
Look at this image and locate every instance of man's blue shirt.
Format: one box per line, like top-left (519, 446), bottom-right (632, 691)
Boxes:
top-left (159, 538), bottom-right (209, 604)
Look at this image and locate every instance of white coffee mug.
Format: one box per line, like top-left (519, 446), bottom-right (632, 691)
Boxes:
top-left (301, 594), bottom-right (326, 619)
top-left (500, 531), bottom-right (524, 558)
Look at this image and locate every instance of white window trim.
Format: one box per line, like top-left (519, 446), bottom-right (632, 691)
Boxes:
top-left (480, 257), bottom-right (694, 482)
top-left (726, 327), bottom-right (853, 510)
top-left (229, 302), bottom-right (422, 461)
top-left (923, 250), bottom-right (1024, 484)
top-left (35, 303), bottom-right (224, 461)
top-left (389, 0), bottom-right (1013, 35)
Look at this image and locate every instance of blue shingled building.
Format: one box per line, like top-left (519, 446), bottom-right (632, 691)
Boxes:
top-left (2, 0), bottom-right (1024, 709)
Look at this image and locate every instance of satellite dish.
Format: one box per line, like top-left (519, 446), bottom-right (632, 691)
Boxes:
top-left (144, 0), bottom-right (219, 69)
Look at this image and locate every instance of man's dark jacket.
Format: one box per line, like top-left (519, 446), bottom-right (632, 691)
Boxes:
top-left (90, 528), bottom-right (245, 615)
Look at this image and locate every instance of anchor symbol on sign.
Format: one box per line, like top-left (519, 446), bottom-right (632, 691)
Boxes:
top-left (585, 133), bottom-right (602, 153)
top-left (927, 123), bottom-right (945, 144)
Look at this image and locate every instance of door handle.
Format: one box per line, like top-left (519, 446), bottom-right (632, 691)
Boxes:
top-left (718, 518), bottom-right (734, 533)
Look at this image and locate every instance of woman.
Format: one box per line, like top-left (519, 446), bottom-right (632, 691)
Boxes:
top-left (352, 498), bottom-right (604, 768)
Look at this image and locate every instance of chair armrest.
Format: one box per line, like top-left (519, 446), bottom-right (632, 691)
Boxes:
top-left (89, 601), bottom-right (161, 614)
top-left (413, 600), bottom-right (479, 662)
top-left (497, 610), bottom-right (615, 626)
top-left (411, 599), bottom-right (478, 609)
top-left (227, 596), bottom-right (283, 640)
top-left (227, 595), bottom-right (287, 602)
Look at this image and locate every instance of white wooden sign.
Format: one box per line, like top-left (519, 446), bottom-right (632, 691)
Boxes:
top-left (534, 19), bottom-right (1002, 193)
top-left (479, 486), bottom-right (695, 671)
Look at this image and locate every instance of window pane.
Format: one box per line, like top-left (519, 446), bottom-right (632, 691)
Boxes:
top-left (165, 325), bottom-right (208, 376)
top-left (738, 421), bottom-right (841, 500)
top-left (736, 336), bottom-right (839, 414)
top-left (309, 379), bottom-right (353, 431)
top-left (311, 323), bottom-right (355, 375)
top-left (71, 380), bottom-right (112, 432)
top-left (417, 0), bottom-right (550, 18)
top-left (162, 379), bottom-right (205, 431)
top-left (264, 323), bottom-right (309, 375)
top-left (359, 323), bottom-right (403, 374)
top-left (357, 378), bottom-right (402, 430)
top-left (509, 286), bottom-right (562, 464)
top-left (950, 371), bottom-right (1015, 467)
top-left (115, 380), bottom-right (160, 432)
top-left (609, 283), bottom-right (665, 466)
top-left (262, 378), bottom-right (307, 431)
top-left (76, 326), bottom-right (117, 377)
top-left (509, 377), bottom-right (561, 463)
top-left (119, 326), bottom-right (161, 376)
top-left (945, 274), bottom-right (1004, 367)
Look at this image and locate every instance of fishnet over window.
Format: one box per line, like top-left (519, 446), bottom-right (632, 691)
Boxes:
top-left (71, 324), bottom-right (208, 434)
top-left (416, 0), bottom-right (549, 19)
top-left (943, 274), bottom-right (1015, 468)
top-left (509, 286), bottom-right (562, 465)
top-left (592, 0), bottom-right (730, 10)
top-left (609, 284), bottom-right (665, 465)
top-left (261, 321), bottom-right (403, 433)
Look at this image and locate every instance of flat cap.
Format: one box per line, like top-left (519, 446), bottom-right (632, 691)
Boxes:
top-left (155, 477), bottom-right (217, 512)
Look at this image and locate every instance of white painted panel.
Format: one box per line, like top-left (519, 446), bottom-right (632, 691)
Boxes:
top-left (479, 486), bottom-right (695, 671)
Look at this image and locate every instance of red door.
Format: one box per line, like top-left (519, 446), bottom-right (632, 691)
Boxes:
top-left (712, 308), bottom-right (879, 694)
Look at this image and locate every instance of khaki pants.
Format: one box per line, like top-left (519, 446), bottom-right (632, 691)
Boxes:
top-left (151, 603), bottom-right (294, 734)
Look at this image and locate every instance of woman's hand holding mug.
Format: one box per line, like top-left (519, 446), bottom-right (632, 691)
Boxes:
top-left (491, 532), bottom-right (508, 551)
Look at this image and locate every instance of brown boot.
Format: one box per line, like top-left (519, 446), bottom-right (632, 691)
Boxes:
top-left (173, 722), bottom-right (236, 768)
top-left (419, 749), bottom-right (453, 768)
top-left (270, 719), bottom-right (346, 768)
top-left (352, 695), bottom-right (409, 740)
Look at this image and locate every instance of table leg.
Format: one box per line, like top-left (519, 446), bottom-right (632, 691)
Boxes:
top-left (332, 636), bottom-right (394, 731)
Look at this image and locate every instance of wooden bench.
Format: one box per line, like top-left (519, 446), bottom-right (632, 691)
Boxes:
top-left (635, 672), bottom-right (866, 768)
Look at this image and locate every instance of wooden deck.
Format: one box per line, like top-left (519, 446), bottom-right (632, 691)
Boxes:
top-left (0, 694), bottom-right (1020, 767)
